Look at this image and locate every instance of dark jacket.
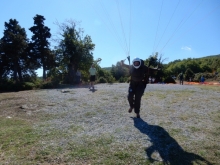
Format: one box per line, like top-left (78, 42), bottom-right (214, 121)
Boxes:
top-left (130, 60), bottom-right (152, 84)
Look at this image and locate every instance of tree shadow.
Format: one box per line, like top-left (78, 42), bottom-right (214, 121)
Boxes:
top-left (132, 117), bottom-right (212, 165)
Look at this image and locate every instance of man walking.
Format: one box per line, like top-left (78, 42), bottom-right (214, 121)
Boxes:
top-left (121, 57), bottom-right (158, 118)
top-left (179, 72), bottom-right (184, 85)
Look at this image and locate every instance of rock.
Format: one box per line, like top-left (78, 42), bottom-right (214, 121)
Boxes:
top-left (20, 104), bottom-right (38, 109)
top-left (61, 89), bottom-right (70, 93)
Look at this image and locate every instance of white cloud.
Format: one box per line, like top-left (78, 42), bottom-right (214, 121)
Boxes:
top-left (181, 46), bottom-right (192, 51)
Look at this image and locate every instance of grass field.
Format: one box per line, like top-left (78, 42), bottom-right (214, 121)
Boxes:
top-left (0, 84), bottom-right (219, 165)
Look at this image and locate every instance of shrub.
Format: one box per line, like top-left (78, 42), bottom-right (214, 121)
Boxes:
top-left (118, 77), bottom-right (127, 83)
top-left (185, 68), bottom-right (194, 81)
top-left (0, 82), bottom-right (36, 91)
top-left (23, 74), bottom-right (37, 82)
top-left (164, 77), bottom-right (176, 84)
top-left (107, 78), bottom-right (115, 83)
top-left (0, 81), bottom-right (13, 92)
top-left (40, 80), bottom-right (59, 89)
top-left (23, 82), bottom-right (35, 90)
top-left (193, 73), bottom-right (214, 82)
top-left (105, 75), bottom-right (115, 83)
top-left (97, 77), bottom-right (108, 83)
top-left (41, 82), bottom-right (54, 89)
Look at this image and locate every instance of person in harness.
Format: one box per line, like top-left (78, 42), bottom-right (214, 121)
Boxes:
top-left (121, 57), bottom-right (158, 118)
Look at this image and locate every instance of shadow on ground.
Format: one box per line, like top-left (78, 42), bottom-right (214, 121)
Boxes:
top-left (89, 88), bottom-right (97, 93)
top-left (132, 117), bottom-right (212, 165)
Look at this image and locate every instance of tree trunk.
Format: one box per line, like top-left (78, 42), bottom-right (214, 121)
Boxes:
top-left (18, 66), bottom-right (23, 82)
top-left (68, 63), bottom-right (75, 84)
top-left (43, 66), bottom-right (46, 80)
top-left (13, 63), bottom-right (18, 82)
top-left (42, 56), bottom-right (46, 80)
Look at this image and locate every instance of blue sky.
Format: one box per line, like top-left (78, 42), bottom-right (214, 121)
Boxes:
top-left (0, 0), bottom-right (220, 76)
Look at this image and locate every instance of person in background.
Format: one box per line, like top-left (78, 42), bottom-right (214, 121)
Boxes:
top-left (201, 75), bottom-right (205, 84)
top-left (179, 72), bottom-right (184, 85)
top-left (89, 64), bottom-right (96, 89)
top-left (121, 57), bottom-right (159, 118)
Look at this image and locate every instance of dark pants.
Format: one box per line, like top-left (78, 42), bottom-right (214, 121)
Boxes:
top-left (180, 79), bottom-right (183, 85)
top-left (128, 81), bottom-right (146, 114)
top-left (90, 75), bottom-right (95, 82)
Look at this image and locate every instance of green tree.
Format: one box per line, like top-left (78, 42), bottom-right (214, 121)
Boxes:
top-left (96, 66), bottom-right (115, 83)
top-left (145, 52), bottom-right (167, 82)
top-left (55, 20), bottom-right (95, 84)
top-left (185, 68), bottom-right (194, 81)
top-left (163, 55), bottom-right (220, 82)
top-left (185, 59), bottom-right (201, 73)
top-left (211, 56), bottom-right (220, 71)
top-left (0, 40), bottom-right (8, 80)
top-left (29, 14), bottom-right (53, 80)
top-left (1, 19), bottom-right (29, 82)
top-left (145, 52), bottom-right (159, 67)
top-left (111, 61), bottom-right (129, 81)
top-left (200, 63), bottom-right (212, 72)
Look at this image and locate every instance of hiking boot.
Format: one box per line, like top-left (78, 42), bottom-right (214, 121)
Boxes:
top-left (136, 113), bottom-right (140, 118)
top-left (128, 107), bottom-right (133, 113)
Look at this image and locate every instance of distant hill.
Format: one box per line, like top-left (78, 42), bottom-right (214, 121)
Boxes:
top-left (101, 54), bottom-right (220, 70)
top-left (197, 54), bottom-right (220, 59)
top-left (102, 67), bottom-right (112, 71)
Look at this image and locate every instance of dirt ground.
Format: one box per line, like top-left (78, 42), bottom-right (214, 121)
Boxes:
top-left (0, 83), bottom-right (220, 164)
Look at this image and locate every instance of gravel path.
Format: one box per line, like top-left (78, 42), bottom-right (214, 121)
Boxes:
top-left (30, 83), bottom-right (220, 163)
top-left (33, 83), bottom-right (219, 140)
top-left (1, 83), bottom-right (219, 164)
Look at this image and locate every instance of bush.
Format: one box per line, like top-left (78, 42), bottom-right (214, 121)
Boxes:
top-left (41, 82), bottom-right (54, 89)
top-left (164, 77), bottom-right (176, 84)
top-left (0, 81), bottom-right (13, 92)
top-left (97, 77), bottom-right (108, 83)
top-left (23, 74), bottom-right (37, 82)
top-left (118, 77), bottom-right (127, 83)
top-left (0, 81), bottom-right (36, 92)
top-left (23, 82), bottom-right (35, 90)
top-left (193, 73), bottom-right (215, 82)
top-left (0, 77), bottom-right (61, 92)
top-left (40, 79), bottom-right (60, 89)
top-left (105, 75), bottom-right (115, 83)
top-left (193, 73), bottom-right (202, 82)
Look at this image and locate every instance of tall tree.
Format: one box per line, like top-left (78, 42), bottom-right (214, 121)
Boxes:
top-left (29, 14), bottom-right (53, 80)
top-left (185, 68), bottom-right (194, 81)
top-left (1, 19), bottom-right (28, 82)
top-left (55, 20), bottom-right (95, 84)
top-left (0, 40), bottom-right (8, 80)
top-left (111, 61), bottom-right (129, 80)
